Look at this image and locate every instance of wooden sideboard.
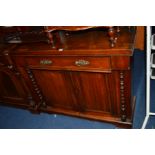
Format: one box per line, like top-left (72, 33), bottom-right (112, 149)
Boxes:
top-left (0, 26), bottom-right (137, 128)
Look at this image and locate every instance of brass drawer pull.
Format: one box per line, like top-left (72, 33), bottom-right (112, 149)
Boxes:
top-left (75, 60), bottom-right (90, 66)
top-left (40, 60), bottom-right (52, 65)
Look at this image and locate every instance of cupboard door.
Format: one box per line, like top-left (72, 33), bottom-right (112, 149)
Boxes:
top-left (70, 71), bottom-right (124, 117)
top-left (30, 69), bottom-right (78, 111)
top-left (0, 68), bottom-right (28, 105)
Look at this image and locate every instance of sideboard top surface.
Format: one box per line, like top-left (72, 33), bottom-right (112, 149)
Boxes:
top-left (2, 27), bottom-right (136, 56)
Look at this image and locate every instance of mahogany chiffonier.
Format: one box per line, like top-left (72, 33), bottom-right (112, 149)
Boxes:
top-left (0, 26), bottom-right (137, 128)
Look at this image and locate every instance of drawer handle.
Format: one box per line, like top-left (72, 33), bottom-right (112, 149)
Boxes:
top-left (40, 60), bottom-right (52, 65)
top-left (75, 60), bottom-right (90, 66)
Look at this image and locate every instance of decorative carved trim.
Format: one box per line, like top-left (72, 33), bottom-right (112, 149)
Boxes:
top-left (26, 68), bottom-right (46, 108)
top-left (46, 31), bottom-right (56, 49)
top-left (108, 27), bottom-right (118, 48)
top-left (45, 26), bottom-right (120, 48)
top-left (120, 71), bottom-right (126, 122)
top-left (45, 26), bottom-right (111, 32)
top-left (27, 95), bottom-right (35, 107)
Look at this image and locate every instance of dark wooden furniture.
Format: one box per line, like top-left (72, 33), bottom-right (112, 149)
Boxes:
top-left (45, 26), bottom-right (120, 48)
top-left (0, 44), bottom-right (34, 109)
top-left (0, 26), bottom-right (136, 128)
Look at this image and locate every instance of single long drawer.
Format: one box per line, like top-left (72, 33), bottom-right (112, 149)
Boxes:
top-left (25, 56), bottom-right (111, 72)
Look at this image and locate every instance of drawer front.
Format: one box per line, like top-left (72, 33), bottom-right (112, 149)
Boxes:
top-left (25, 56), bottom-right (111, 72)
top-left (111, 56), bottom-right (131, 70)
